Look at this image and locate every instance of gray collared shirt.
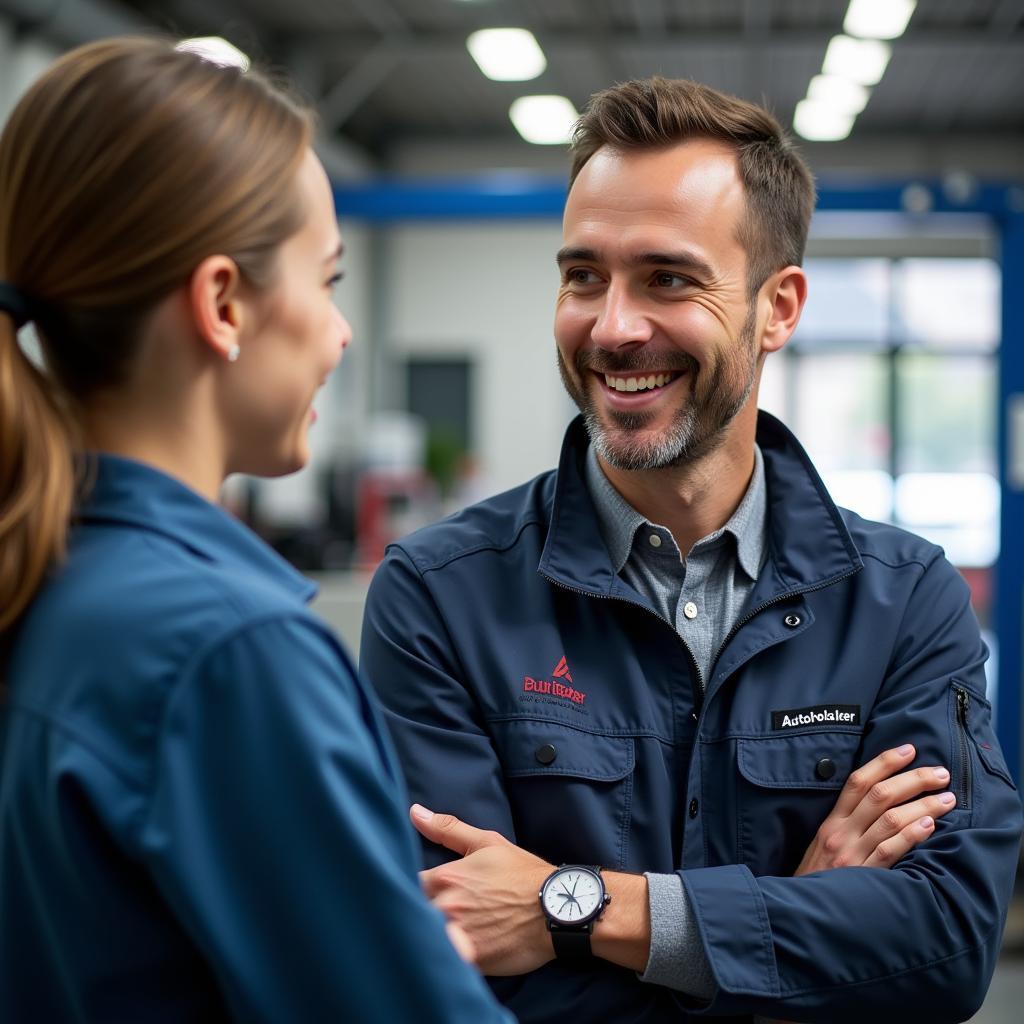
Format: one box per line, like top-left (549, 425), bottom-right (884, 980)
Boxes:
top-left (584, 443), bottom-right (767, 687)
top-left (583, 442), bottom-right (768, 999)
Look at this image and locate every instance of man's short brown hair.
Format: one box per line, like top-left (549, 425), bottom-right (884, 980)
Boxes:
top-left (569, 77), bottom-right (816, 296)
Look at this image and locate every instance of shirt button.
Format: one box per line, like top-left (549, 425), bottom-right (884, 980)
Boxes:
top-left (815, 757), bottom-right (836, 781)
top-left (535, 744), bottom-right (557, 766)
top-left (689, 798), bottom-right (699, 818)
top-left (648, 533), bottom-right (662, 548)
top-left (683, 601), bottom-right (698, 620)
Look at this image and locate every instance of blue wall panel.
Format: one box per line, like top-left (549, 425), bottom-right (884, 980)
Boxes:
top-left (997, 210), bottom-right (1024, 783)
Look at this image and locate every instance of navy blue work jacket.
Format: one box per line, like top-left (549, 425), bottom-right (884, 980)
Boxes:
top-left (362, 412), bottom-right (1023, 1024)
top-left (0, 455), bottom-right (510, 1023)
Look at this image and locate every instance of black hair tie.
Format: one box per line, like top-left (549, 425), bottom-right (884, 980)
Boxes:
top-left (0, 282), bottom-right (33, 329)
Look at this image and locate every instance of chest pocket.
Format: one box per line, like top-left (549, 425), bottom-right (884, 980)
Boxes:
top-left (735, 730), bottom-right (862, 875)
top-left (489, 717), bottom-right (635, 870)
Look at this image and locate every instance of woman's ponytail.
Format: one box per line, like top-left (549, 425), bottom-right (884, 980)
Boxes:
top-left (0, 316), bottom-right (76, 631)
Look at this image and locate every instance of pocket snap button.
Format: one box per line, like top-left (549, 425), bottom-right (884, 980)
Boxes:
top-left (815, 757), bottom-right (836, 781)
top-left (535, 743), bottom-right (557, 766)
top-left (784, 613), bottom-right (802, 628)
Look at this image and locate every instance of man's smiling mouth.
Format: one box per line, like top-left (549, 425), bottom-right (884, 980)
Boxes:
top-left (601, 371), bottom-right (682, 393)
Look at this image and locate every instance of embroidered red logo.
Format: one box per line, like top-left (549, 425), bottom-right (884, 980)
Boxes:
top-left (522, 656), bottom-right (586, 705)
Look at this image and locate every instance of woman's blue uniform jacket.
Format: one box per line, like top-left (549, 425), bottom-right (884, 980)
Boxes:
top-left (0, 455), bottom-right (510, 1023)
top-left (361, 412), bottom-right (1024, 1024)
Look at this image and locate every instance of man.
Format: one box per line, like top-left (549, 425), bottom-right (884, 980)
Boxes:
top-left (361, 78), bottom-right (1022, 1022)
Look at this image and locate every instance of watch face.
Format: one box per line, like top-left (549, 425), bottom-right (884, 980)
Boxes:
top-left (541, 867), bottom-right (604, 925)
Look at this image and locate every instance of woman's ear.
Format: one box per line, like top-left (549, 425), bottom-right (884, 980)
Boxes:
top-left (189, 255), bottom-right (245, 362)
top-left (759, 265), bottom-right (808, 355)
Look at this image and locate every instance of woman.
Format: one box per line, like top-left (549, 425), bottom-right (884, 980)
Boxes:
top-left (0, 37), bottom-right (510, 1023)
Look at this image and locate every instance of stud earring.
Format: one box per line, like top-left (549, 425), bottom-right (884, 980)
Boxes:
top-left (227, 345), bottom-right (240, 363)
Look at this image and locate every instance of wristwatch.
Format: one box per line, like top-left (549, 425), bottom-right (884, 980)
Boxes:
top-left (539, 864), bottom-right (611, 962)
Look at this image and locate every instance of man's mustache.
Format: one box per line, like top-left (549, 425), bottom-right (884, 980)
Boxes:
top-left (575, 350), bottom-right (699, 376)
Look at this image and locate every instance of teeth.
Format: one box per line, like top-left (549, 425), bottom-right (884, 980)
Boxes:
top-left (604, 372), bottom-right (676, 393)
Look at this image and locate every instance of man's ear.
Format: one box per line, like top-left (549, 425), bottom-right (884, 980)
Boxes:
top-left (189, 255), bottom-right (245, 362)
top-left (759, 265), bottom-right (808, 355)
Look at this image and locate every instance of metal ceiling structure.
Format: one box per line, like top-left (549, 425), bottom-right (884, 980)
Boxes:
top-left (2, 0), bottom-right (1023, 167)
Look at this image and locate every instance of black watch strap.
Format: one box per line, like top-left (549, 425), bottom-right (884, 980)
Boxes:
top-left (549, 926), bottom-right (593, 962)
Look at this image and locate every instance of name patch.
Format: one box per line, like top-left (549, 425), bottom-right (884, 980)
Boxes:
top-left (771, 704), bottom-right (861, 730)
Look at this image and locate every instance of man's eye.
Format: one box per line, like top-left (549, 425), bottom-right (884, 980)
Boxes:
top-left (566, 268), bottom-right (599, 286)
top-left (653, 271), bottom-right (689, 288)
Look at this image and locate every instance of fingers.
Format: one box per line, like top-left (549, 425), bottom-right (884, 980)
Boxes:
top-left (409, 804), bottom-right (505, 857)
top-left (858, 790), bottom-right (958, 854)
top-left (863, 815), bottom-right (937, 868)
top-left (445, 921), bottom-right (477, 965)
top-left (831, 744), bottom-right (917, 818)
top-left (844, 764), bottom-right (952, 835)
top-left (419, 864), bottom-right (445, 899)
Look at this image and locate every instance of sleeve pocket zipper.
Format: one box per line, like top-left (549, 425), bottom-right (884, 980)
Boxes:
top-left (954, 686), bottom-right (972, 810)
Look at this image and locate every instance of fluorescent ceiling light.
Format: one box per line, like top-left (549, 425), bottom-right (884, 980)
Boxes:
top-left (467, 28), bottom-right (547, 81)
top-left (844, 0), bottom-right (916, 40)
top-left (793, 99), bottom-right (854, 142)
top-left (807, 74), bottom-right (869, 115)
top-left (822, 35), bottom-right (891, 85)
top-left (509, 95), bottom-right (578, 145)
top-left (176, 37), bottom-right (250, 71)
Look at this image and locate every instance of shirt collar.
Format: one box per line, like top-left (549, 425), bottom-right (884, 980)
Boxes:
top-left (76, 453), bottom-right (317, 603)
top-left (584, 442), bottom-right (766, 581)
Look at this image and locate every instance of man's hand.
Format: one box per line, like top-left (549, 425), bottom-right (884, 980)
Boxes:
top-left (411, 804), bottom-right (556, 976)
top-left (445, 921), bottom-right (477, 965)
top-left (795, 744), bottom-right (957, 876)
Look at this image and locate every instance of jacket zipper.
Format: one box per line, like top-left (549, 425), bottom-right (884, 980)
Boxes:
top-left (954, 686), bottom-right (972, 809)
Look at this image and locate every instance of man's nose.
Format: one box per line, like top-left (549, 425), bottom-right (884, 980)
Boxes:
top-left (590, 283), bottom-right (654, 349)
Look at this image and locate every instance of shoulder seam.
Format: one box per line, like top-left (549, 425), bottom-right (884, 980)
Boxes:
top-left (859, 549), bottom-right (936, 573)
top-left (393, 515), bottom-right (548, 574)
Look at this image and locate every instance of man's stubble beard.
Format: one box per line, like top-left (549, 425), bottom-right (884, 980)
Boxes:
top-left (558, 303), bottom-right (759, 472)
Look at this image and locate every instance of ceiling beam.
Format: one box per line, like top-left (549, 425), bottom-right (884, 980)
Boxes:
top-left (319, 39), bottom-right (403, 131)
top-left (289, 26), bottom-right (1024, 63)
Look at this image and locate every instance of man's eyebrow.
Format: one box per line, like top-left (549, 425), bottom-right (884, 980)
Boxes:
top-left (626, 251), bottom-right (715, 278)
top-left (556, 246), bottom-right (596, 266)
top-left (323, 241), bottom-right (344, 264)
top-left (555, 246), bottom-right (715, 279)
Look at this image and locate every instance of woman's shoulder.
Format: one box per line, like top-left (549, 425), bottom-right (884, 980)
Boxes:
top-left (54, 518), bottom-right (312, 645)
top-left (7, 518), bottom-right (346, 788)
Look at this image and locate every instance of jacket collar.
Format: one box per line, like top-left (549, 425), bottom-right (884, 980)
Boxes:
top-left (76, 454), bottom-right (317, 603)
top-left (538, 413), bottom-right (862, 603)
